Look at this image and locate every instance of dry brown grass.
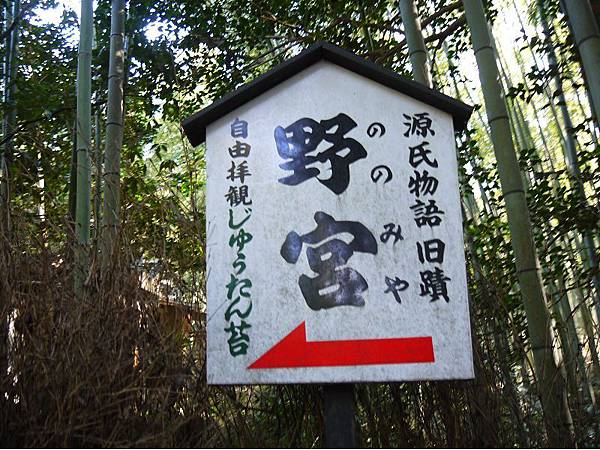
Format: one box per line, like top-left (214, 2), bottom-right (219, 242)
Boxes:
top-left (0, 212), bottom-right (596, 448)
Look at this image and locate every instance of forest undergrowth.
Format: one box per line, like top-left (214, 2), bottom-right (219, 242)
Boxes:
top-left (2, 0), bottom-right (600, 447)
top-left (1, 208), bottom-right (599, 448)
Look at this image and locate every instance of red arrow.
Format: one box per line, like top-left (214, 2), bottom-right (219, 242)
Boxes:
top-left (248, 321), bottom-right (434, 369)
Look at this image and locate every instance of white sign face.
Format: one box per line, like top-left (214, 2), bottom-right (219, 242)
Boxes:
top-left (205, 61), bottom-right (473, 384)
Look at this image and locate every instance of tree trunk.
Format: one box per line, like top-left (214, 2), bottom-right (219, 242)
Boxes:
top-left (100, 0), bottom-right (126, 274)
top-left (74, 0), bottom-right (93, 297)
top-left (461, 0), bottom-right (575, 446)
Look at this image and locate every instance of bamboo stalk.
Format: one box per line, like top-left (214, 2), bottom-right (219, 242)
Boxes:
top-left (0, 0), bottom-right (19, 233)
top-left (399, 0), bottom-right (432, 88)
top-left (100, 0), bottom-right (126, 274)
top-left (570, 76), bottom-right (599, 147)
top-left (496, 41), bottom-right (597, 413)
top-left (68, 120), bottom-right (77, 229)
top-left (561, 0), bottom-right (600, 127)
top-left (497, 43), bottom-right (582, 407)
top-left (461, 1), bottom-right (574, 445)
top-left (507, 2), bottom-right (600, 392)
top-left (0, 0), bottom-right (9, 389)
top-left (94, 111), bottom-right (101, 243)
top-left (557, 276), bottom-right (596, 407)
top-left (567, 232), bottom-right (600, 383)
top-left (74, 0), bottom-right (93, 297)
top-left (537, 3), bottom-right (600, 322)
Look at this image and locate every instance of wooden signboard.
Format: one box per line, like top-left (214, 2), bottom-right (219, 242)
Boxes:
top-left (183, 42), bottom-right (474, 385)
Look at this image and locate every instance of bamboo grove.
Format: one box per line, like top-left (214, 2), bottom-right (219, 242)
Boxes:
top-left (0, 0), bottom-right (599, 447)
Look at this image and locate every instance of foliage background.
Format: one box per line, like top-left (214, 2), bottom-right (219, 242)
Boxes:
top-left (0, 0), bottom-right (599, 447)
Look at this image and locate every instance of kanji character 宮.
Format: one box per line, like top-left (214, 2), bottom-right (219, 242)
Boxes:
top-left (409, 141), bottom-right (438, 168)
top-left (380, 223), bottom-right (404, 244)
top-left (275, 113), bottom-right (367, 194)
top-left (408, 170), bottom-right (439, 197)
top-left (417, 239), bottom-right (446, 263)
top-left (225, 185), bottom-right (252, 207)
top-left (230, 117), bottom-right (248, 138)
top-left (403, 112), bottom-right (435, 138)
top-left (419, 268), bottom-right (451, 302)
top-left (384, 276), bottom-right (409, 303)
top-left (226, 274), bottom-right (252, 300)
top-left (280, 211), bottom-right (377, 310)
top-left (410, 199), bottom-right (445, 227)
top-left (228, 140), bottom-right (251, 158)
top-left (227, 160), bottom-right (251, 183)
top-left (224, 320), bottom-right (251, 356)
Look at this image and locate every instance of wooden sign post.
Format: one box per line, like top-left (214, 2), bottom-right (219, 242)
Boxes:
top-left (324, 384), bottom-right (356, 448)
top-left (182, 41), bottom-right (473, 444)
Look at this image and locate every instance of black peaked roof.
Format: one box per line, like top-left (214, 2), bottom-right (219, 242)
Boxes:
top-left (182, 42), bottom-right (473, 146)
